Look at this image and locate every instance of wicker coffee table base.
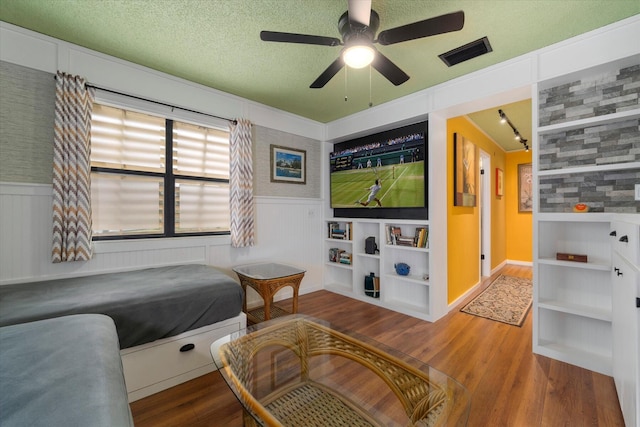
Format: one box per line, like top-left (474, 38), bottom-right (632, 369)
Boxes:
top-left (247, 305), bottom-right (290, 323)
top-left (261, 380), bottom-right (380, 427)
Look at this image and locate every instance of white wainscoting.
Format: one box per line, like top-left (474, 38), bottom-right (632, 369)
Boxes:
top-left (0, 182), bottom-right (324, 304)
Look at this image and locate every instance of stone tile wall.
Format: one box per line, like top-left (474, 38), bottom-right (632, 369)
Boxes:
top-left (537, 62), bottom-right (639, 213)
top-left (539, 64), bottom-right (640, 127)
top-left (539, 118), bottom-right (640, 171)
top-left (539, 168), bottom-right (640, 213)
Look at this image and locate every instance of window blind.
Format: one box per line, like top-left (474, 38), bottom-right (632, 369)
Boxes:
top-left (90, 103), bottom-right (230, 238)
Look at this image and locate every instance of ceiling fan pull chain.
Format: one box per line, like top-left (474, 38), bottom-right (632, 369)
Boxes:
top-left (369, 65), bottom-right (373, 107)
top-left (344, 66), bottom-right (348, 102)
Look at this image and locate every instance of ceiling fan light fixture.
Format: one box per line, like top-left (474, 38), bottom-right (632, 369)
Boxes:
top-left (342, 44), bottom-right (375, 69)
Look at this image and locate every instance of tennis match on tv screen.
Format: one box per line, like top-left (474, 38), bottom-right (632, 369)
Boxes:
top-left (329, 132), bottom-right (426, 209)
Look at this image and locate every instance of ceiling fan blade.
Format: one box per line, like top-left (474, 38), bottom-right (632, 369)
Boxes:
top-left (377, 11), bottom-right (465, 45)
top-left (348, 0), bottom-right (372, 26)
top-left (260, 31), bottom-right (341, 46)
top-left (371, 51), bottom-right (410, 86)
top-left (310, 57), bottom-right (345, 88)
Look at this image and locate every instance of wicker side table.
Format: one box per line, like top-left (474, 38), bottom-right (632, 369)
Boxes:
top-left (232, 263), bottom-right (305, 324)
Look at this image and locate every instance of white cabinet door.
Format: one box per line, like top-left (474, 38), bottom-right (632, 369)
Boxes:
top-left (612, 251), bottom-right (639, 427)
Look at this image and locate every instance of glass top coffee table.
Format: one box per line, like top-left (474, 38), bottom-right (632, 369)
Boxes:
top-left (211, 315), bottom-right (470, 426)
top-left (232, 263), bottom-right (305, 325)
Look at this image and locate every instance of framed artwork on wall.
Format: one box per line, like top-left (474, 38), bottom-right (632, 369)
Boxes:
top-left (270, 145), bottom-right (306, 184)
top-left (496, 168), bottom-right (504, 196)
top-left (518, 163), bottom-right (533, 212)
top-left (453, 133), bottom-right (477, 207)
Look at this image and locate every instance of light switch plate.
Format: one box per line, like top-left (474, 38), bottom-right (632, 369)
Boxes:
top-left (636, 184), bottom-right (640, 201)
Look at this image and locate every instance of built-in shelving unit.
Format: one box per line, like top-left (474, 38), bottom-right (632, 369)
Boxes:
top-left (324, 218), bottom-right (435, 321)
top-left (535, 214), bottom-right (615, 374)
top-left (533, 56), bottom-right (640, 379)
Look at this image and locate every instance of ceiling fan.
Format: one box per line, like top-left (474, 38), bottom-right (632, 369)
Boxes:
top-left (260, 0), bottom-right (464, 89)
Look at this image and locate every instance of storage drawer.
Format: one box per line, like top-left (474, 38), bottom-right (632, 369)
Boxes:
top-left (121, 323), bottom-right (239, 393)
top-left (612, 221), bottom-right (639, 266)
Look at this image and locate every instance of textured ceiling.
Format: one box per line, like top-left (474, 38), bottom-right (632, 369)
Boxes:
top-left (0, 1), bottom-right (638, 133)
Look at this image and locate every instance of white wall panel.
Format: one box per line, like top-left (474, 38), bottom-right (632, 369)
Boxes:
top-left (248, 102), bottom-right (325, 142)
top-left (0, 25), bottom-right (57, 73)
top-left (0, 184), bottom-right (323, 301)
top-left (325, 91), bottom-right (430, 142)
top-left (431, 57), bottom-right (535, 113)
top-left (538, 15), bottom-right (640, 82)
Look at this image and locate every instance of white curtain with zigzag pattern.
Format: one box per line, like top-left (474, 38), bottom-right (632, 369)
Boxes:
top-left (229, 119), bottom-right (255, 247)
top-left (52, 71), bottom-right (95, 262)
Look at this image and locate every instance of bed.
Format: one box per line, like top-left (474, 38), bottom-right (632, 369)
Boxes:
top-left (0, 264), bottom-right (246, 401)
top-left (0, 264), bottom-right (244, 349)
top-left (0, 314), bottom-right (134, 427)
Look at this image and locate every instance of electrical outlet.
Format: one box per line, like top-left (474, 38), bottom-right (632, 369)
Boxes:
top-left (636, 184), bottom-right (640, 201)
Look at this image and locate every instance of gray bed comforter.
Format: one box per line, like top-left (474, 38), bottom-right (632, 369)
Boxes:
top-left (0, 264), bottom-right (243, 349)
top-left (0, 314), bottom-right (133, 427)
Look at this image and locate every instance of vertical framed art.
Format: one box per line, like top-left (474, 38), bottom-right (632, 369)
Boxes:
top-left (453, 133), bottom-right (477, 207)
top-left (518, 163), bottom-right (533, 212)
top-left (496, 168), bottom-right (504, 196)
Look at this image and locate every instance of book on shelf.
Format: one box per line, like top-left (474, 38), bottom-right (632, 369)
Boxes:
top-left (339, 252), bottom-right (352, 265)
top-left (385, 225), bottom-right (428, 248)
top-left (386, 226), bottom-right (402, 245)
top-left (329, 248), bottom-right (352, 264)
top-left (414, 227), bottom-right (429, 248)
top-left (396, 236), bottom-right (415, 246)
top-left (328, 247), bottom-right (343, 262)
top-left (327, 221), bottom-right (352, 240)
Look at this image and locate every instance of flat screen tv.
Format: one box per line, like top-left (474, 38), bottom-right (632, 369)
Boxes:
top-left (330, 121), bottom-right (428, 219)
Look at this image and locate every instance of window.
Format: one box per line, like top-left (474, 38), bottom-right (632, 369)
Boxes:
top-left (90, 103), bottom-right (230, 239)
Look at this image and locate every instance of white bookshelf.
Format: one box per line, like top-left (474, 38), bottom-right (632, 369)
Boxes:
top-left (532, 56), bottom-right (640, 380)
top-left (323, 218), bottom-right (436, 321)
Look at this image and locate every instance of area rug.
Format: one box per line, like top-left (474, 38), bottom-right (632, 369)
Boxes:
top-left (460, 275), bottom-right (532, 326)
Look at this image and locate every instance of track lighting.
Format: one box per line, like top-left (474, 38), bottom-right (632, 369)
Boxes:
top-left (497, 109), bottom-right (530, 152)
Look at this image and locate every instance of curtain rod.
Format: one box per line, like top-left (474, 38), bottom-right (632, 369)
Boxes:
top-left (54, 76), bottom-right (237, 125)
top-left (88, 84), bottom-right (238, 125)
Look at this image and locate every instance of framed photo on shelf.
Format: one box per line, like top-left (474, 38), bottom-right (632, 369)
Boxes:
top-left (495, 168), bottom-right (504, 196)
top-left (270, 145), bottom-right (306, 184)
top-left (518, 163), bottom-right (533, 212)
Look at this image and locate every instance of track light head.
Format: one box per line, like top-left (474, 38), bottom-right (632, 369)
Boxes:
top-left (498, 109), bottom-right (507, 124)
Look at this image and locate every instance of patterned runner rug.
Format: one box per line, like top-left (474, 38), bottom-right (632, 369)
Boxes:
top-left (460, 275), bottom-right (532, 326)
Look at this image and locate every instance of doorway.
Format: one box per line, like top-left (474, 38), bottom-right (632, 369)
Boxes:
top-left (479, 150), bottom-right (491, 277)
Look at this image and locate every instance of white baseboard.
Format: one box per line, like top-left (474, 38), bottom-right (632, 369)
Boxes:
top-left (506, 259), bottom-right (533, 267)
top-left (447, 279), bottom-right (482, 312)
top-left (491, 260), bottom-right (508, 275)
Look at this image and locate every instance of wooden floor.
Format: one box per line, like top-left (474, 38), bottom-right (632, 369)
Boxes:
top-left (131, 265), bottom-right (624, 426)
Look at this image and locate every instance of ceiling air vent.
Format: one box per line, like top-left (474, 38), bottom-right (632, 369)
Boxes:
top-left (439, 37), bottom-right (492, 67)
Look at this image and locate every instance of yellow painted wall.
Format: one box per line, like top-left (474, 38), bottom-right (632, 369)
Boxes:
top-left (505, 150), bottom-right (533, 262)
top-left (447, 116), bottom-right (506, 304)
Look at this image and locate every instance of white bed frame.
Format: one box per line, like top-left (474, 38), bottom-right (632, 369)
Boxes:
top-left (121, 312), bottom-right (246, 402)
